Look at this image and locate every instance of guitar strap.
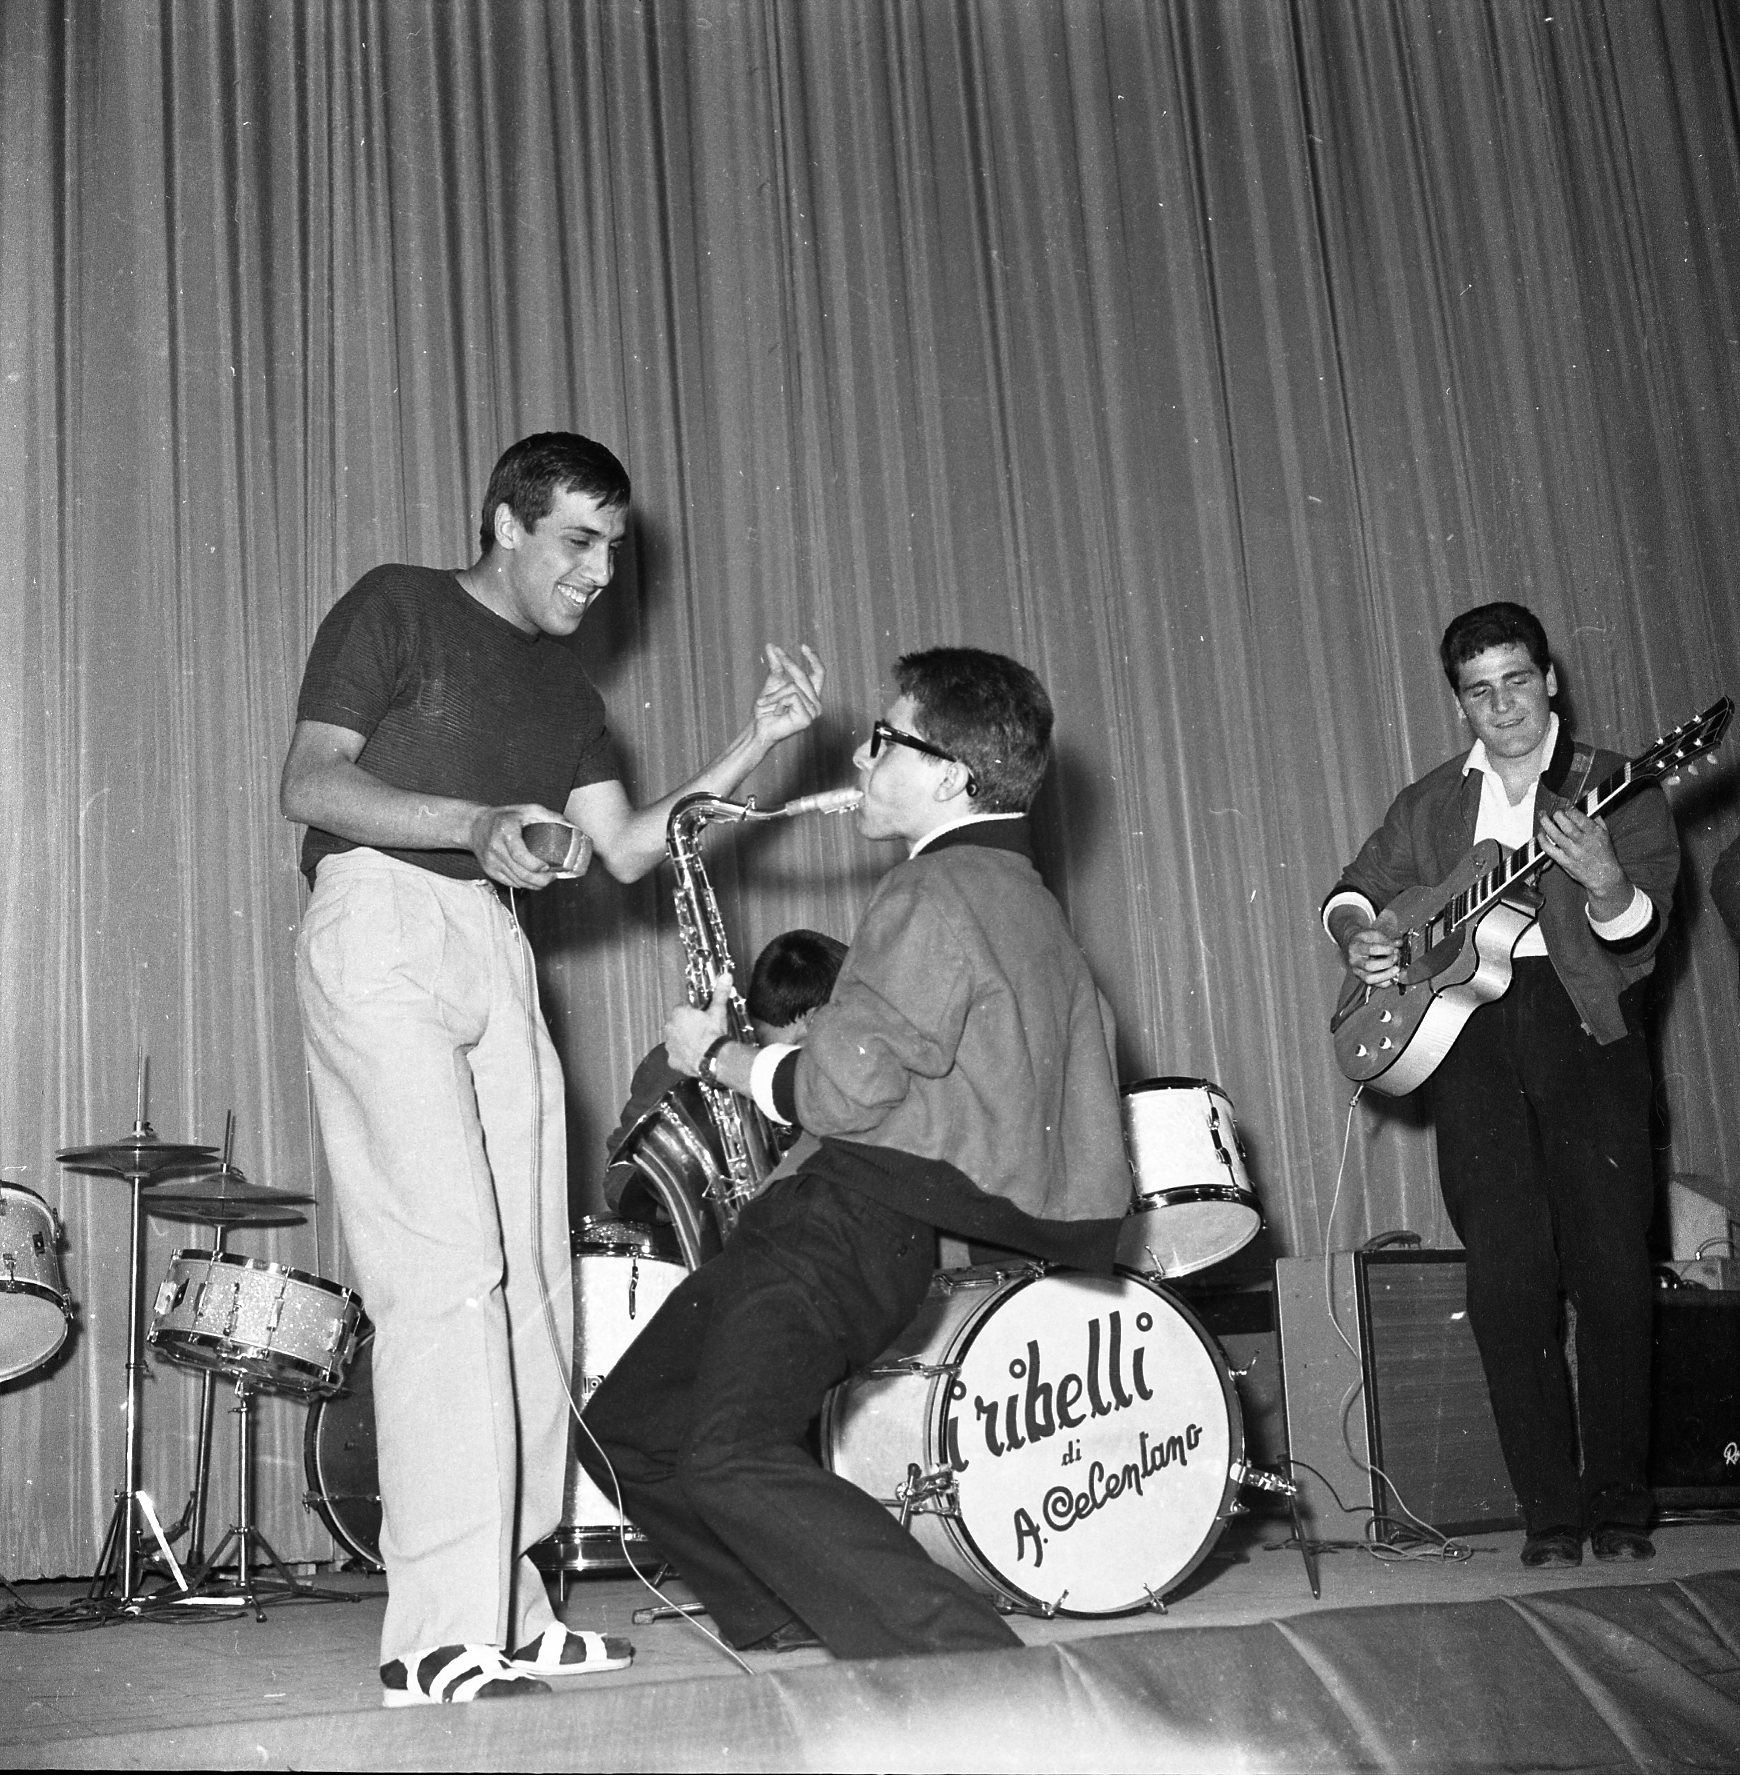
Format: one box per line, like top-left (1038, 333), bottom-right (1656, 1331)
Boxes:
top-left (1559, 742), bottom-right (1598, 809)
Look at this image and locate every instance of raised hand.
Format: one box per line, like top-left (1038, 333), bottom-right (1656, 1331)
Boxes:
top-left (749, 643), bottom-right (825, 750)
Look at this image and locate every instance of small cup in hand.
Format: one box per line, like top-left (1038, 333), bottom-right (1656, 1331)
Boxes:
top-left (522, 821), bottom-right (592, 878)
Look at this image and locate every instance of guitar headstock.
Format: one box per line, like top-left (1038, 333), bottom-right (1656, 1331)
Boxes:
top-left (1638, 696), bottom-right (1734, 785)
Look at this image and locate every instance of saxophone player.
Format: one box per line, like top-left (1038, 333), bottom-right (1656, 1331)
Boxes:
top-left (280, 432), bottom-right (824, 1707)
top-left (579, 647), bottom-right (1131, 1660)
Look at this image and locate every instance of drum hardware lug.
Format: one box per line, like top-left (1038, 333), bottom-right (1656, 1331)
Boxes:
top-left (1228, 1499), bottom-right (1249, 1516)
top-left (1232, 1461), bottom-right (1298, 1498)
top-left (865, 1357), bottom-right (963, 1381)
top-left (895, 1462), bottom-right (959, 1530)
top-left (3, 1253), bottom-right (15, 1284)
top-left (1040, 1590), bottom-right (1069, 1619)
top-left (1141, 1585), bottom-right (1168, 1614)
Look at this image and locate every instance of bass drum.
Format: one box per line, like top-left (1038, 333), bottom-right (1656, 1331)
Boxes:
top-left (0, 1182), bottom-right (74, 1383)
top-left (824, 1266), bottom-right (1243, 1617)
top-left (1117, 1077), bottom-right (1262, 1279)
top-left (303, 1323), bottom-right (382, 1570)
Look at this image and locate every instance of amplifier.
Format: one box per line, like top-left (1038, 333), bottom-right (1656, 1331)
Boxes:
top-left (1650, 1287), bottom-right (1740, 1506)
top-left (1276, 1251), bottom-right (1520, 1541)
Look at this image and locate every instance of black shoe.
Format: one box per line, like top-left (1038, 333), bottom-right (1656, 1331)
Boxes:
top-left (1520, 1528), bottom-right (1583, 1568)
top-left (1590, 1525), bottom-right (1655, 1562)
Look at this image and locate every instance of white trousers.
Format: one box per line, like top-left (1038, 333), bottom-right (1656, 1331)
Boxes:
top-left (295, 848), bottom-right (572, 1664)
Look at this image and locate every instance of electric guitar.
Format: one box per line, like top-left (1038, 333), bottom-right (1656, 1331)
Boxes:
top-left (1330, 696), bottom-right (1733, 1095)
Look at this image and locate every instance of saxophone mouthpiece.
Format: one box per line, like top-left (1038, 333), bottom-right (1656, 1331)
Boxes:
top-left (781, 787), bottom-right (863, 818)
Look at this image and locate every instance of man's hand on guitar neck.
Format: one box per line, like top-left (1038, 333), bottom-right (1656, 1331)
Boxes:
top-left (1329, 906), bottom-right (1403, 988)
top-left (1535, 807), bottom-right (1633, 921)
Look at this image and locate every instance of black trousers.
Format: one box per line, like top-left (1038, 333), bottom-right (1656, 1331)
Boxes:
top-left (578, 1173), bottom-right (1023, 1659)
top-left (1429, 958), bottom-right (1656, 1535)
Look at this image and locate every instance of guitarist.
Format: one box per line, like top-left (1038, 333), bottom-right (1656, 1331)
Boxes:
top-left (1322, 602), bottom-right (1679, 1569)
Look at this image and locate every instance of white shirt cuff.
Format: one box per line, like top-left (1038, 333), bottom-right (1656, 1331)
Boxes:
top-left (1588, 884), bottom-right (1652, 942)
top-left (750, 1042), bottom-right (800, 1124)
top-left (1322, 889), bottom-right (1376, 940)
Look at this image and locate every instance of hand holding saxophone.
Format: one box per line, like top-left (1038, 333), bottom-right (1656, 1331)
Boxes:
top-left (664, 968), bottom-right (736, 1078)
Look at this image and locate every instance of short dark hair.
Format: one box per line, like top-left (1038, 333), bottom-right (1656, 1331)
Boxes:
top-left (478, 432), bottom-right (631, 554)
top-left (1439, 602), bottom-right (1552, 689)
top-left (893, 648), bottom-right (1054, 814)
top-left (746, 930), bottom-right (848, 1027)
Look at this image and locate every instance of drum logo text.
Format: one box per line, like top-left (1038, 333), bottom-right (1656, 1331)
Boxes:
top-left (960, 1309), bottom-right (1152, 1461)
top-left (945, 1306), bottom-right (1207, 1570)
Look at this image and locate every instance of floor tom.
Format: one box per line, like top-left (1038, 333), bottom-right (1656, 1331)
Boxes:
top-left (531, 1247), bottom-right (687, 1574)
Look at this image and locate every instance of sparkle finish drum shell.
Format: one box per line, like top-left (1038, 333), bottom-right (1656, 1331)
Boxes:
top-left (0, 1182), bottom-right (73, 1383)
top-left (147, 1249), bottom-right (363, 1398)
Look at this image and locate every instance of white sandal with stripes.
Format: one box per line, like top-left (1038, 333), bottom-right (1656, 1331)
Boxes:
top-left (380, 1643), bottom-right (551, 1707)
top-left (507, 1622), bottom-right (635, 1676)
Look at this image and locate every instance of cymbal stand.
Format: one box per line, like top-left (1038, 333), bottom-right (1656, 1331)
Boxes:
top-left (87, 1139), bottom-right (186, 1607)
top-left (157, 1226), bottom-right (228, 1569)
top-left (184, 1376), bottom-right (355, 1619)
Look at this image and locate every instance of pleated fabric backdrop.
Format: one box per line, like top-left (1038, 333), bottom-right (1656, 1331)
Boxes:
top-left (1, 0), bottom-right (1736, 1576)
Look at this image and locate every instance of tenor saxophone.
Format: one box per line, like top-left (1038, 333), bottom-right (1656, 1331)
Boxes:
top-left (665, 786), bottom-right (861, 1244)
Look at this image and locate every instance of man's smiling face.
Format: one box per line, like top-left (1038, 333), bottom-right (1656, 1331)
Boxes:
top-left (493, 485), bottom-right (627, 636)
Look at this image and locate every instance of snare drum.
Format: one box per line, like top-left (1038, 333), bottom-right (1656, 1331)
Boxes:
top-left (824, 1266), bottom-right (1244, 1617)
top-left (531, 1240), bottom-right (687, 1574)
top-left (1117, 1078), bottom-right (1262, 1278)
top-left (303, 1324), bottom-right (383, 1569)
top-left (148, 1249), bottom-right (363, 1397)
top-left (0, 1182), bottom-right (73, 1383)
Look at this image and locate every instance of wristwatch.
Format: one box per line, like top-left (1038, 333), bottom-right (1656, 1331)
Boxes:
top-left (698, 1035), bottom-right (732, 1088)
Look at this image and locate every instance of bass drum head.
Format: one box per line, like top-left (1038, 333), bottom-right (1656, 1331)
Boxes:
top-left (302, 1324), bottom-right (382, 1570)
top-left (828, 1269), bottom-right (1242, 1617)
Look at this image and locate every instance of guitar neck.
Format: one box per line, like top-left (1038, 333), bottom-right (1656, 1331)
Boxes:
top-left (1421, 763), bottom-right (1634, 951)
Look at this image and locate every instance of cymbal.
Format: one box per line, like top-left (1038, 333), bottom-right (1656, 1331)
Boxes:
top-left (145, 1167), bottom-right (314, 1227)
top-left (55, 1136), bottom-right (220, 1179)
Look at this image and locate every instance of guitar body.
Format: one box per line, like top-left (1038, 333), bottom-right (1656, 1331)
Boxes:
top-left (1333, 895), bottom-right (1536, 1095)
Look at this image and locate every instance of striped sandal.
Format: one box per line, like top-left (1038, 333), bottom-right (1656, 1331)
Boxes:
top-left (507, 1622), bottom-right (635, 1676)
top-left (380, 1644), bottom-right (551, 1707)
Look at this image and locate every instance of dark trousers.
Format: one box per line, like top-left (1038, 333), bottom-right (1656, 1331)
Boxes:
top-left (1429, 958), bottom-right (1656, 1535)
top-left (578, 1173), bottom-right (1023, 1660)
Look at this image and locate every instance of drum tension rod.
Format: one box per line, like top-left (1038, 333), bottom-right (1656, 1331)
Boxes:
top-left (895, 1462), bottom-right (959, 1530)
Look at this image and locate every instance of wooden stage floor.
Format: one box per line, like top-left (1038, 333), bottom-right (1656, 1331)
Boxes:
top-left (5, 1513), bottom-right (1740, 1771)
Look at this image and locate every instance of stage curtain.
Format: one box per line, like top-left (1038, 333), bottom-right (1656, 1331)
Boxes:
top-left (2, 0), bottom-right (1737, 1576)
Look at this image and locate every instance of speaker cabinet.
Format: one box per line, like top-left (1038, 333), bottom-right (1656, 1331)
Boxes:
top-left (1358, 1251), bottom-right (1520, 1539)
top-left (1649, 1288), bottom-right (1740, 1506)
top-left (1276, 1251), bottom-right (1520, 1541)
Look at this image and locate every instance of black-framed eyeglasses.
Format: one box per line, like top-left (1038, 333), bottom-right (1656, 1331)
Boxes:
top-left (869, 721), bottom-right (978, 797)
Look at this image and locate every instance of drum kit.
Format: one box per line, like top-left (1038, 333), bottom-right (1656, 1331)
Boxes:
top-left (26, 1065), bottom-right (1295, 1625)
top-left (38, 1071), bottom-right (366, 1619)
